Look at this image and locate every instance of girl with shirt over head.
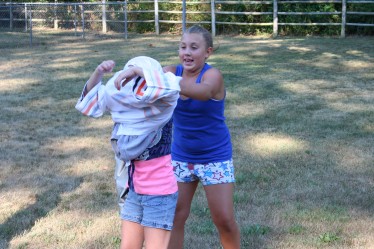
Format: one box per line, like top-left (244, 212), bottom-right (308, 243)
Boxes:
top-left (163, 25), bottom-right (241, 249)
top-left (75, 56), bottom-right (181, 249)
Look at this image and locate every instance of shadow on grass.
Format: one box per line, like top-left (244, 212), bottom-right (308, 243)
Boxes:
top-left (0, 34), bottom-right (373, 249)
top-left (0, 39), bottom-right (113, 248)
top-left (220, 37), bottom-right (374, 248)
top-left (0, 176), bottom-right (82, 249)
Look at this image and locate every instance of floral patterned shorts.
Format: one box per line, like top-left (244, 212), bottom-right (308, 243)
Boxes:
top-left (172, 159), bottom-right (235, 186)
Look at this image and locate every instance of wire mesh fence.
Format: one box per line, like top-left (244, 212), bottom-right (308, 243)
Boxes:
top-left (0, 2), bottom-right (163, 46)
top-left (0, 1), bottom-right (373, 47)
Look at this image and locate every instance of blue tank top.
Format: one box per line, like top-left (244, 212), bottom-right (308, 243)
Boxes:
top-left (172, 63), bottom-right (232, 163)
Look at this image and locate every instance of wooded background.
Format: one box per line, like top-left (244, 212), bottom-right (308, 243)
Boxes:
top-left (1, 0), bottom-right (374, 37)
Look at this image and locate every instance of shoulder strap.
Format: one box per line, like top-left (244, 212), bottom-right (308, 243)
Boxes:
top-left (196, 63), bottom-right (212, 83)
top-left (175, 64), bottom-right (183, 76)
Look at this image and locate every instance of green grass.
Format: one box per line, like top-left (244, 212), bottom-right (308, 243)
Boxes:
top-left (0, 31), bottom-right (373, 249)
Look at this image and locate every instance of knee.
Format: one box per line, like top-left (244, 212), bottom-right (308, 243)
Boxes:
top-left (174, 205), bottom-right (191, 223)
top-left (212, 215), bottom-right (238, 232)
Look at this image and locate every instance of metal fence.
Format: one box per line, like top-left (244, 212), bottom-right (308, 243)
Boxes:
top-left (0, 2), bottom-right (152, 39)
top-left (1, 0), bottom-right (373, 45)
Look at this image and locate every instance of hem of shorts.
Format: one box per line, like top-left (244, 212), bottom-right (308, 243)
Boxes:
top-left (142, 221), bottom-right (173, 231)
top-left (121, 216), bottom-right (173, 231)
top-left (121, 215), bottom-right (141, 224)
top-left (177, 179), bottom-right (235, 184)
top-left (200, 180), bottom-right (236, 186)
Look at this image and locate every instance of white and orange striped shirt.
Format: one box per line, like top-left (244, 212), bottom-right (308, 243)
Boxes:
top-left (75, 56), bottom-right (182, 136)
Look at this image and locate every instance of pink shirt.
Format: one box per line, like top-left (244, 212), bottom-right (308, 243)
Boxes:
top-left (133, 154), bottom-right (177, 195)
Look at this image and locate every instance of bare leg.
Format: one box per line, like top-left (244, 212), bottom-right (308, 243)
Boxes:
top-left (204, 183), bottom-right (240, 249)
top-left (120, 220), bottom-right (145, 249)
top-left (144, 227), bottom-right (171, 249)
top-left (167, 181), bottom-right (199, 249)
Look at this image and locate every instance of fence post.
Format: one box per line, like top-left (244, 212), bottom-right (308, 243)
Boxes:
top-left (81, 4), bottom-right (85, 39)
top-left (211, 0), bottom-right (216, 36)
top-left (341, 0), bottom-right (346, 38)
top-left (154, 0), bottom-right (159, 35)
top-left (54, 0), bottom-right (58, 30)
top-left (29, 9), bottom-right (32, 46)
top-left (273, 0), bottom-right (278, 37)
top-left (102, 0), bottom-right (107, 33)
top-left (9, 3), bottom-right (13, 30)
top-left (182, 0), bottom-right (186, 32)
top-left (74, 4), bottom-right (77, 36)
top-left (24, 4), bottom-right (27, 32)
top-left (124, 0), bottom-right (128, 39)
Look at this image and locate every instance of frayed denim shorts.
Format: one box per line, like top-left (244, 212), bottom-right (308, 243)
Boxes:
top-left (120, 189), bottom-right (178, 231)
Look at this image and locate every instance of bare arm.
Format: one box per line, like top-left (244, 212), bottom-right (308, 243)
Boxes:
top-left (85, 61), bottom-right (145, 93)
top-left (163, 65), bottom-right (176, 74)
top-left (114, 66), bottom-right (144, 90)
top-left (85, 60), bottom-right (115, 93)
top-left (180, 68), bottom-right (225, 101)
top-left (164, 66), bottom-right (225, 101)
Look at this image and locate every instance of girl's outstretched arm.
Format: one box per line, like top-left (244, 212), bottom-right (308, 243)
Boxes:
top-left (179, 68), bottom-right (224, 101)
top-left (163, 65), bottom-right (225, 101)
top-left (85, 60), bottom-right (115, 93)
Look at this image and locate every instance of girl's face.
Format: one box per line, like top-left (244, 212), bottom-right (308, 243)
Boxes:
top-left (179, 33), bottom-right (212, 72)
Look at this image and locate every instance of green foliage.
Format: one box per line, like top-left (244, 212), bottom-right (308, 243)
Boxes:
top-left (278, 2), bottom-right (342, 36)
top-left (2, 0), bottom-right (374, 35)
top-left (346, 3), bottom-right (374, 35)
top-left (194, 220), bottom-right (216, 235)
top-left (110, 236), bottom-right (121, 246)
top-left (288, 224), bottom-right (306, 235)
top-left (318, 232), bottom-right (341, 244)
top-left (242, 224), bottom-right (271, 236)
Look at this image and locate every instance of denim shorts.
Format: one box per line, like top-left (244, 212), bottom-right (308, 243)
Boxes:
top-left (120, 189), bottom-right (178, 230)
top-left (172, 159), bottom-right (235, 186)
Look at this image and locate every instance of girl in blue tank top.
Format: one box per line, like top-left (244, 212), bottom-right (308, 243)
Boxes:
top-left (163, 25), bottom-right (240, 249)
top-left (172, 63), bottom-right (232, 163)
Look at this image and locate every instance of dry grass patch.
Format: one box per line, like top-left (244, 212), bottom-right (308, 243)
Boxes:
top-left (0, 33), bottom-right (373, 249)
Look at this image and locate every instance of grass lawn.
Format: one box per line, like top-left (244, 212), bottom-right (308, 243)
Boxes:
top-left (0, 31), bottom-right (373, 249)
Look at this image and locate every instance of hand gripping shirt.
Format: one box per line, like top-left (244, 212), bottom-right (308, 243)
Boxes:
top-left (76, 56), bottom-right (181, 137)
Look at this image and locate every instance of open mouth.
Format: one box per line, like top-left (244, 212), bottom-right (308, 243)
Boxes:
top-left (183, 58), bottom-right (193, 64)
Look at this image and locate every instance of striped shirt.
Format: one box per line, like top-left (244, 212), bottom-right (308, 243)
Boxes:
top-left (75, 56), bottom-right (182, 136)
